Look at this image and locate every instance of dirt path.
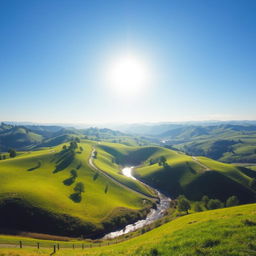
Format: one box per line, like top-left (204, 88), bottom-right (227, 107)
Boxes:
top-left (192, 156), bottom-right (211, 171)
top-left (88, 147), bottom-right (157, 199)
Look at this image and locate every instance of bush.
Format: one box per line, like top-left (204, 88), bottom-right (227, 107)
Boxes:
top-left (194, 202), bottom-right (203, 212)
top-left (207, 199), bottom-right (223, 210)
top-left (202, 195), bottom-right (209, 208)
top-left (226, 195), bottom-right (239, 207)
top-left (177, 195), bottom-right (191, 214)
top-left (8, 149), bottom-right (16, 158)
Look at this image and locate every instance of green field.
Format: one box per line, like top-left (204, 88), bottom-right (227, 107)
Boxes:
top-left (1, 203), bottom-right (256, 255)
top-left (0, 140), bottom-right (153, 237)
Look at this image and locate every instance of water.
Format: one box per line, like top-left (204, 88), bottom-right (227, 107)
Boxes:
top-left (103, 167), bottom-right (171, 239)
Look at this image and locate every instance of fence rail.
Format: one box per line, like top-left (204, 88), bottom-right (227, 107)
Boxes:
top-left (0, 239), bottom-right (121, 251)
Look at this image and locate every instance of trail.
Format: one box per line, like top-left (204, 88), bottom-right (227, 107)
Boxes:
top-left (88, 147), bottom-right (156, 199)
top-left (192, 156), bottom-right (210, 171)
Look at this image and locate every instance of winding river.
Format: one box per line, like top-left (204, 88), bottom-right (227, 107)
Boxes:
top-left (103, 167), bottom-right (171, 239)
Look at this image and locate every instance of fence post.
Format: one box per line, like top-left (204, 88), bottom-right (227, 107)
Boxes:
top-left (53, 245), bottom-right (56, 253)
top-left (82, 244), bottom-right (84, 249)
top-left (73, 243), bottom-right (75, 249)
top-left (57, 243), bottom-right (60, 250)
top-left (19, 241), bottom-right (22, 248)
top-left (37, 242), bottom-right (40, 249)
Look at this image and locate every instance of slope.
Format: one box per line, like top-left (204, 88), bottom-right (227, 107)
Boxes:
top-left (0, 140), bottom-right (153, 238)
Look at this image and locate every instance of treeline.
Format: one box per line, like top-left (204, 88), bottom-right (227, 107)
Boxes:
top-left (175, 194), bottom-right (240, 214)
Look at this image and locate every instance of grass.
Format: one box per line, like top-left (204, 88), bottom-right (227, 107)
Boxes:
top-left (1, 203), bottom-right (256, 255)
top-left (0, 140), bottom-right (152, 237)
top-left (133, 148), bottom-right (255, 203)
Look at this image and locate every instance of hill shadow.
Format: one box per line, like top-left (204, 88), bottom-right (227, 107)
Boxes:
top-left (27, 161), bottom-right (41, 171)
top-left (63, 177), bottom-right (75, 186)
top-left (70, 193), bottom-right (81, 203)
top-left (53, 150), bottom-right (75, 173)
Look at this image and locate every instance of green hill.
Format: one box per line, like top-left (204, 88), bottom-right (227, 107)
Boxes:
top-left (159, 124), bottom-right (256, 163)
top-left (93, 142), bottom-right (256, 203)
top-left (0, 140), bottom-right (153, 238)
top-left (1, 203), bottom-right (256, 255)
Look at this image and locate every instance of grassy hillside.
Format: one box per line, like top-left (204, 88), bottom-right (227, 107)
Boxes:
top-left (93, 142), bottom-right (256, 203)
top-left (0, 140), bottom-right (153, 237)
top-left (159, 124), bottom-right (256, 163)
top-left (133, 148), bottom-right (256, 203)
top-left (1, 203), bottom-right (256, 255)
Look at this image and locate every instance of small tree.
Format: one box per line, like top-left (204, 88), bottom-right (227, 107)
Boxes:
top-left (0, 154), bottom-right (2, 160)
top-left (177, 196), bottom-right (191, 214)
top-left (194, 202), bottom-right (203, 212)
top-left (75, 137), bottom-right (80, 143)
top-left (62, 145), bottom-right (67, 150)
top-left (94, 151), bottom-right (98, 159)
top-left (249, 178), bottom-right (256, 191)
top-left (158, 156), bottom-right (167, 166)
top-left (202, 195), bottom-right (209, 208)
top-left (69, 141), bottom-right (78, 150)
top-left (8, 149), bottom-right (16, 158)
top-left (207, 199), bottom-right (223, 210)
top-left (70, 169), bottom-right (78, 179)
top-left (226, 195), bottom-right (239, 207)
top-left (80, 146), bottom-right (83, 152)
top-left (74, 182), bottom-right (85, 194)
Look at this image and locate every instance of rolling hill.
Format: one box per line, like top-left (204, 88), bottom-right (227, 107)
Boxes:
top-left (158, 124), bottom-right (256, 163)
top-left (94, 142), bottom-right (256, 203)
top-left (0, 140), bottom-right (153, 238)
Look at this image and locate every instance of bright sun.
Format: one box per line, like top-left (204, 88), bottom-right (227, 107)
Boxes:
top-left (107, 54), bottom-right (149, 96)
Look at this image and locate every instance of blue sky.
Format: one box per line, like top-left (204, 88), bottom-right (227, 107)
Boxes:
top-left (0, 0), bottom-right (255, 124)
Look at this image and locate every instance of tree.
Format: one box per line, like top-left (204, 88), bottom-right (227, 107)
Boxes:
top-left (194, 202), bottom-right (203, 212)
top-left (69, 141), bottom-right (78, 150)
top-left (177, 196), bottom-right (191, 214)
top-left (0, 154), bottom-right (2, 160)
top-left (70, 169), bottom-right (78, 179)
top-left (207, 199), bottom-right (223, 210)
top-left (249, 178), bottom-right (256, 191)
top-left (158, 156), bottom-right (167, 166)
top-left (62, 145), bottom-right (67, 150)
top-left (202, 195), bottom-right (209, 208)
top-left (149, 159), bottom-right (154, 165)
top-left (94, 151), bottom-right (98, 159)
top-left (80, 146), bottom-right (83, 152)
top-left (226, 196), bottom-right (239, 207)
top-left (8, 149), bottom-right (16, 158)
top-left (75, 137), bottom-right (80, 143)
top-left (74, 182), bottom-right (85, 194)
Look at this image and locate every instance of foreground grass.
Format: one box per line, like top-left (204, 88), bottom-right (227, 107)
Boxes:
top-left (1, 203), bottom-right (256, 255)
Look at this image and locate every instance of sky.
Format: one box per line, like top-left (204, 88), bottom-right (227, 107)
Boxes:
top-left (0, 0), bottom-right (256, 124)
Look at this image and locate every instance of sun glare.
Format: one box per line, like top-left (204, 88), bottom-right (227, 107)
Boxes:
top-left (107, 54), bottom-right (150, 96)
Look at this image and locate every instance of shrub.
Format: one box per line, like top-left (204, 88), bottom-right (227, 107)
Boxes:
top-left (177, 196), bottom-right (191, 214)
top-left (8, 149), bottom-right (16, 158)
top-left (194, 202), bottom-right (203, 212)
top-left (202, 195), bottom-right (209, 208)
top-left (226, 195), bottom-right (239, 207)
top-left (207, 199), bottom-right (223, 210)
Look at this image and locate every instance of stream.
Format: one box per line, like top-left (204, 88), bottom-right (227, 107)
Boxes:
top-left (103, 167), bottom-right (171, 239)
